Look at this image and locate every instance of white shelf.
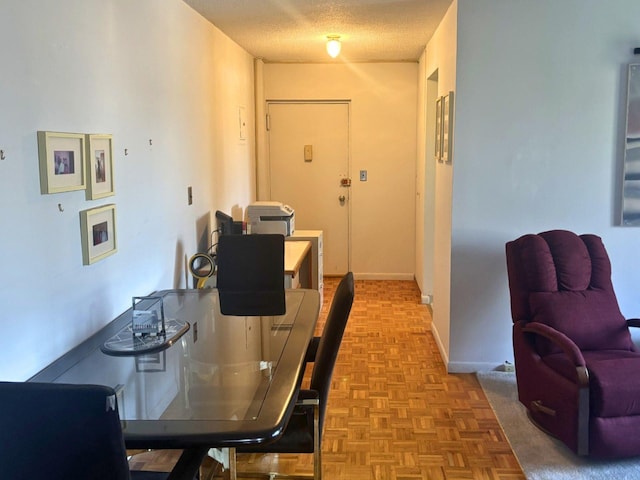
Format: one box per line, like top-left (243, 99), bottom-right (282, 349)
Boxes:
top-left (287, 230), bottom-right (323, 304)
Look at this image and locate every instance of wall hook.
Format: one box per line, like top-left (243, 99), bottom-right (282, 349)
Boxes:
top-left (124, 148), bottom-right (129, 156)
top-left (149, 139), bottom-right (153, 146)
top-left (58, 203), bottom-right (64, 212)
top-left (0, 150), bottom-right (5, 160)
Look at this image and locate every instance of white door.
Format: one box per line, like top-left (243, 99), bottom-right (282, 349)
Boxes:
top-left (267, 102), bottom-right (350, 275)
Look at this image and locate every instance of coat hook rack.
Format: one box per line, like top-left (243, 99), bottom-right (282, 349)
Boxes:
top-left (0, 149), bottom-right (5, 160)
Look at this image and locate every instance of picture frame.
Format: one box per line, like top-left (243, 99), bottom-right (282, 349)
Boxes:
top-left (442, 91), bottom-right (454, 164)
top-left (622, 64), bottom-right (640, 225)
top-left (79, 204), bottom-right (117, 265)
top-left (435, 96), bottom-right (443, 162)
top-left (86, 134), bottom-right (114, 200)
top-left (37, 131), bottom-right (86, 194)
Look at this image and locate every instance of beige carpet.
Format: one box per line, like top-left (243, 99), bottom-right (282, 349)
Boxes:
top-left (477, 371), bottom-right (640, 479)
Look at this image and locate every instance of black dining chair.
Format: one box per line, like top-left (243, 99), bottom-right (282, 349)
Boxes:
top-left (231, 272), bottom-right (355, 480)
top-left (216, 234), bottom-right (286, 316)
top-left (0, 381), bottom-right (203, 480)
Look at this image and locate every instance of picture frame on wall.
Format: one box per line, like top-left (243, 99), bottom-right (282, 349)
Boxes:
top-left (622, 64), bottom-right (640, 226)
top-left (435, 96), bottom-right (443, 162)
top-left (442, 91), bottom-right (454, 164)
top-left (86, 134), bottom-right (115, 200)
top-left (37, 131), bottom-right (86, 194)
top-left (80, 204), bottom-right (117, 265)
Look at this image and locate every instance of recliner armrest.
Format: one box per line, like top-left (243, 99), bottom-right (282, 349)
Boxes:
top-left (523, 322), bottom-right (588, 385)
top-left (627, 318), bottom-right (640, 328)
top-left (523, 322), bottom-right (586, 366)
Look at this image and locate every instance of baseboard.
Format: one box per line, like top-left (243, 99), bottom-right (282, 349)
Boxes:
top-left (430, 322), bottom-right (449, 370)
top-left (447, 361), bottom-right (502, 373)
top-left (353, 273), bottom-right (415, 281)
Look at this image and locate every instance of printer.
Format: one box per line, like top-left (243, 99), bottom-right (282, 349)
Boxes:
top-left (247, 201), bottom-right (295, 236)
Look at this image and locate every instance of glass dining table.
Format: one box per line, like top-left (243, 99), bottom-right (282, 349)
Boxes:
top-left (29, 288), bottom-right (320, 457)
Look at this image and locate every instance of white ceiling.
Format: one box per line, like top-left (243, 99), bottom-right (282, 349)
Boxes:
top-left (183, 0), bottom-right (453, 63)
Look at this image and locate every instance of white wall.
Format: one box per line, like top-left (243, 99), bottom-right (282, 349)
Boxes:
top-left (446, 0), bottom-right (640, 371)
top-left (259, 63), bottom-right (418, 279)
top-left (414, 52), bottom-right (427, 299)
top-left (422, 1), bottom-right (458, 367)
top-left (0, 0), bottom-right (256, 381)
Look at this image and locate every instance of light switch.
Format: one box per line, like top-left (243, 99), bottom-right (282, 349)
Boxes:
top-left (360, 170), bottom-right (367, 181)
top-left (304, 145), bottom-right (313, 162)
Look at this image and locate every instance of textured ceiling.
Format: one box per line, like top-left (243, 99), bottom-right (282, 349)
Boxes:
top-left (183, 0), bottom-right (453, 63)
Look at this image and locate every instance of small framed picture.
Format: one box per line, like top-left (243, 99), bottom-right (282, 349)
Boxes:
top-left (435, 96), bottom-right (443, 162)
top-left (442, 91), bottom-right (454, 164)
top-left (79, 204), bottom-right (117, 265)
top-left (86, 134), bottom-right (114, 200)
top-left (37, 131), bottom-right (86, 194)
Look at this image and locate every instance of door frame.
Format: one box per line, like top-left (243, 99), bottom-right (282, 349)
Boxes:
top-left (265, 99), bottom-right (352, 274)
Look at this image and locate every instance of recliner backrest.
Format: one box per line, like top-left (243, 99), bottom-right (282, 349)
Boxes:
top-left (506, 230), bottom-right (633, 354)
top-left (310, 272), bottom-right (354, 431)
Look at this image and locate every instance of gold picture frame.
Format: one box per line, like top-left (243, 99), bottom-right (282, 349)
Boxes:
top-left (80, 204), bottom-right (117, 265)
top-left (37, 131), bottom-right (86, 194)
top-left (442, 91), bottom-right (454, 164)
top-left (86, 134), bottom-right (115, 200)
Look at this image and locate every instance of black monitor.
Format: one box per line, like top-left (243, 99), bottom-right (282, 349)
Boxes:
top-left (215, 210), bottom-right (234, 236)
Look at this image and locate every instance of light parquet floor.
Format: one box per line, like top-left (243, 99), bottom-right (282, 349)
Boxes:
top-left (130, 278), bottom-right (524, 480)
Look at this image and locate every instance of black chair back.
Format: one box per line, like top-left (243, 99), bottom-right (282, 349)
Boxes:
top-left (309, 272), bottom-right (354, 430)
top-left (0, 382), bottom-right (131, 480)
top-left (216, 234), bottom-right (285, 316)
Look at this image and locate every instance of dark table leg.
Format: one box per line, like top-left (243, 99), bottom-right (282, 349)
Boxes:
top-left (166, 447), bottom-right (209, 480)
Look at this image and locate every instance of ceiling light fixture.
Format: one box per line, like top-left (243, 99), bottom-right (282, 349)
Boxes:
top-left (326, 35), bottom-right (341, 58)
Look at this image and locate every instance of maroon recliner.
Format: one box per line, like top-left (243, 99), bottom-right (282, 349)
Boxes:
top-left (505, 230), bottom-right (640, 458)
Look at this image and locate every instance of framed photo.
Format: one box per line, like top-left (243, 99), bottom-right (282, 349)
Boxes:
top-left (80, 204), bottom-right (117, 265)
top-left (442, 91), bottom-right (454, 164)
top-left (37, 131), bottom-right (86, 194)
top-left (86, 134), bottom-right (114, 200)
top-left (622, 64), bottom-right (640, 225)
top-left (435, 96), bottom-right (443, 162)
